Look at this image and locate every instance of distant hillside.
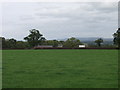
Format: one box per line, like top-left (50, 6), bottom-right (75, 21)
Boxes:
top-left (58, 37), bottom-right (113, 45)
top-left (78, 37), bottom-right (113, 45)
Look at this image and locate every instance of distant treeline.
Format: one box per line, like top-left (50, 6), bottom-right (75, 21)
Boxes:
top-left (0, 37), bottom-right (84, 49)
top-left (0, 36), bottom-right (117, 49)
top-left (0, 28), bottom-right (120, 49)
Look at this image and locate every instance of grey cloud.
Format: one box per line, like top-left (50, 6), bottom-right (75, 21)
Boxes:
top-left (2, 2), bottom-right (118, 40)
top-left (34, 2), bottom-right (117, 24)
top-left (20, 15), bottom-right (35, 21)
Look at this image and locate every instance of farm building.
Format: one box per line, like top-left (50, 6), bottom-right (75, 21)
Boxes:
top-left (79, 45), bottom-right (86, 48)
top-left (34, 45), bottom-right (53, 48)
top-left (34, 45), bottom-right (63, 49)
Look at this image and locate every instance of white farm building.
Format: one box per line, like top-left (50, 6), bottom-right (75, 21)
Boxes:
top-left (79, 45), bottom-right (86, 48)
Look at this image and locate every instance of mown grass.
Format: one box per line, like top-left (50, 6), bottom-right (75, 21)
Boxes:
top-left (0, 50), bottom-right (2, 89)
top-left (2, 49), bottom-right (118, 88)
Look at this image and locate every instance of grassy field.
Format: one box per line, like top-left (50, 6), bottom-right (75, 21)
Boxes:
top-left (2, 49), bottom-right (118, 88)
top-left (0, 50), bottom-right (2, 89)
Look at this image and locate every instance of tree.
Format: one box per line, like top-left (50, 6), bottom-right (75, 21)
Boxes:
top-left (16, 41), bottom-right (29, 49)
top-left (8, 38), bottom-right (17, 48)
top-left (94, 38), bottom-right (103, 47)
top-left (113, 28), bottom-right (120, 48)
top-left (0, 38), bottom-right (1, 49)
top-left (24, 29), bottom-right (45, 47)
top-left (41, 40), bottom-right (59, 47)
top-left (59, 41), bottom-right (65, 45)
top-left (2, 38), bottom-right (17, 49)
top-left (1, 37), bottom-right (6, 49)
top-left (63, 37), bottom-right (82, 48)
top-left (53, 40), bottom-right (59, 47)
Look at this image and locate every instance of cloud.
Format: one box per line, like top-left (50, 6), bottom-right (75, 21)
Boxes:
top-left (34, 2), bottom-right (117, 23)
top-left (20, 15), bottom-right (35, 21)
top-left (2, 2), bottom-right (118, 40)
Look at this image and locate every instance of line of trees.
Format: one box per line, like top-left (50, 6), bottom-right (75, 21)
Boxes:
top-left (93, 28), bottom-right (120, 48)
top-left (113, 28), bottom-right (120, 48)
top-left (23, 29), bottom-right (83, 48)
top-left (1, 28), bottom-right (120, 49)
top-left (1, 29), bottom-right (83, 49)
top-left (94, 38), bottom-right (103, 47)
top-left (1, 37), bottom-right (29, 49)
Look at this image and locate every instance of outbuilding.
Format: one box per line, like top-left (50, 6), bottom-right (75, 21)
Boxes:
top-left (79, 45), bottom-right (86, 48)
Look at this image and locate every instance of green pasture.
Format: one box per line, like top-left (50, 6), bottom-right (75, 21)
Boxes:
top-left (2, 49), bottom-right (118, 88)
top-left (0, 50), bottom-right (2, 89)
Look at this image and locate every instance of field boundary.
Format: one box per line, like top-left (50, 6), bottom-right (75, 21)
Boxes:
top-left (1, 47), bottom-right (119, 50)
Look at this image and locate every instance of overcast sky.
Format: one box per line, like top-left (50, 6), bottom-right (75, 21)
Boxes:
top-left (2, 2), bottom-right (118, 40)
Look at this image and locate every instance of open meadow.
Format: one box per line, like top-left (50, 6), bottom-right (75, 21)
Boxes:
top-left (2, 49), bottom-right (118, 88)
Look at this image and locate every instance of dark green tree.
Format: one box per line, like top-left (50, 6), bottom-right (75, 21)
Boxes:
top-left (16, 41), bottom-right (29, 49)
top-left (94, 38), bottom-right (103, 47)
top-left (59, 41), bottom-right (65, 45)
top-left (8, 38), bottom-right (17, 48)
top-left (24, 29), bottom-right (45, 47)
top-left (113, 28), bottom-right (120, 48)
top-left (53, 40), bottom-right (59, 47)
top-left (63, 37), bottom-right (82, 48)
top-left (1, 37), bottom-right (6, 49)
top-left (42, 40), bottom-right (59, 47)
